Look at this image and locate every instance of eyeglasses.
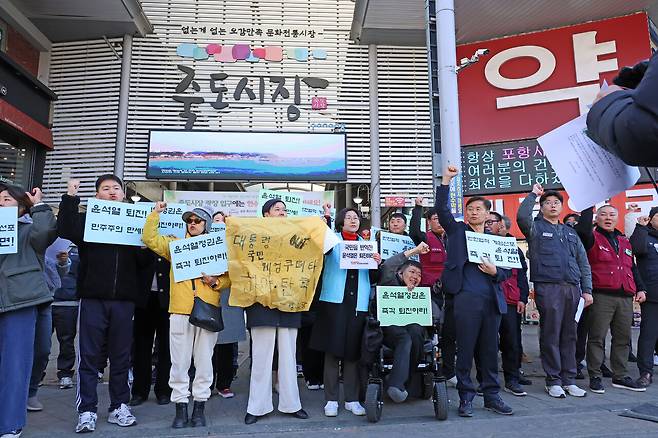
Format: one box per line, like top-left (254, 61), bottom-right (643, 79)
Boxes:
top-left (185, 217), bottom-right (204, 225)
top-left (542, 201), bottom-right (562, 206)
top-left (485, 219), bottom-right (500, 225)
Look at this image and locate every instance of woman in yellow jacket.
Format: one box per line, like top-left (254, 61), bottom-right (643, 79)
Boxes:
top-left (142, 202), bottom-right (230, 429)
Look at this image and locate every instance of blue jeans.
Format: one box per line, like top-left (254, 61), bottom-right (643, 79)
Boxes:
top-left (0, 306), bottom-right (37, 434)
top-left (29, 303), bottom-right (52, 397)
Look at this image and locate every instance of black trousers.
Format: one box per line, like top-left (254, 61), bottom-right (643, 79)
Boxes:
top-left (638, 302), bottom-right (658, 375)
top-left (454, 291), bottom-right (501, 402)
top-left (499, 304), bottom-right (521, 384)
top-left (52, 305), bottom-right (78, 379)
top-left (77, 299), bottom-right (134, 413)
top-left (383, 324), bottom-right (425, 390)
top-left (298, 325), bottom-right (324, 385)
top-left (440, 297), bottom-right (457, 379)
top-left (131, 293), bottom-right (171, 400)
top-left (212, 343), bottom-right (236, 390)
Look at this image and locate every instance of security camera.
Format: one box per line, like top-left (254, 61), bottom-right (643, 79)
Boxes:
top-left (456, 48), bottom-right (491, 73)
top-left (475, 48), bottom-right (489, 56)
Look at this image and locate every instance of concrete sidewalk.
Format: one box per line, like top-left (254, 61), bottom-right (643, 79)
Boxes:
top-left (21, 325), bottom-right (658, 437)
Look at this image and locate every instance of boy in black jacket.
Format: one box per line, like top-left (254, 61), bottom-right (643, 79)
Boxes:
top-left (58, 176), bottom-right (150, 433)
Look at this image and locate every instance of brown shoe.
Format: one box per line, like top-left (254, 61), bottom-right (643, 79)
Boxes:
top-left (637, 372), bottom-right (652, 388)
top-left (521, 353), bottom-right (532, 364)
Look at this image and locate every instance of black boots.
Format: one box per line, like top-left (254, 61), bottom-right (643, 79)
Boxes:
top-left (172, 403), bottom-right (188, 428)
top-left (190, 401), bottom-right (206, 427)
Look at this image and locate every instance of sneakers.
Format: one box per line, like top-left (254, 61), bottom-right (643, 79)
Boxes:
top-left (26, 396), bottom-right (43, 412)
top-left (0, 430), bottom-right (22, 438)
top-left (446, 376), bottom-right (458, 387)
top-left (60, 377), bottom-right (74, 389)
top-left (589, 377), bottom-right (605, 394)
top-left (386, 386), bottom-right (408, 403)
top-left (563, 384), bottom-right (587, 397)
top-left (307, 382), bottom-right (321, 390)
top-left (75, 412), bottom-right (97, 433)
top-left (504, 382), bottom-right (527, 397)
top-left (218, 388), bottom-right (235, 398)
top-left (638, 372), bottom-right (652, 388)
top-left (458, 400), bottom-right (473, 417)
top-left (107, 404), bottom-right (136, 427)
top-left (344, 401), bottom-right (366, 416)
top-left (545, 385), bottom-right (566, 398)
top-left (297, 364), bottom-right (304, 378)
top-left (324, 401), bottom-right (338, 417)
top-left (484, 397), bottom-right (514, 415)
top-left (475, 386), bottom-right (483, 397)
top-left (653, 355), bottom-right (658, 366)
top-left (611, 376), bottom-right (647, 392)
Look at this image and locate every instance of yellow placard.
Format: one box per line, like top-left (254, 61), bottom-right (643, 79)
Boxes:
top-left (226, 216), bottom-right (328, 312)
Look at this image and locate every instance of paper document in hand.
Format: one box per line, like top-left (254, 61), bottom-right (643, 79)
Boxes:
top-left (575, 297), bottom-right (585, 322)
top-left (537, 113), bottom-right (640, 211)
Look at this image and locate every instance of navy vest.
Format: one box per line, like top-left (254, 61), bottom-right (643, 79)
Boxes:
top-left (528, 218), bottom-right (582, 284)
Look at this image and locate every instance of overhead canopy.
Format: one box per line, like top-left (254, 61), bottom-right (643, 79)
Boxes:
top-left (4, 0), bottom-right (152, 48)
top-left (351, 0), bottom-right (658, 46)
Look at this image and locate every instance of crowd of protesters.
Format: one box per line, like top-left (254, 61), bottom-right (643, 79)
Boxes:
top-left (1, 165), bottom-right (657, 437)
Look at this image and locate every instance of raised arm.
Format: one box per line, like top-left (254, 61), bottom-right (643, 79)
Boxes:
top-left (436, 165), bottom-right (460, 235)
top-left (517, 184), bottom-right (543, 240)
top-left (574, 207), bottom-right (594, 250)
top-left (25, 188), bottom-right (57, 255)
top-left (141, 203), bottom-right (174, 261)
top-left (57, 180), bottom-right (84, 245)
top-left (630, 217), bottom-right (650, 256)
top-left (409, 197), bottom-right (427, 245)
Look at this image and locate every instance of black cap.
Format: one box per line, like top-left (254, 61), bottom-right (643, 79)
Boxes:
top-left (262, 198), bottom-right (285, 216)
top-left (390, 212), bottom-right (407, 223)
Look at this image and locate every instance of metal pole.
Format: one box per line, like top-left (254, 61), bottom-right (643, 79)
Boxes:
top-left (435, 0), bottom-right (461, 172)
top-left (114, 34), bottom-right (133, 180)
top-left (345, 183), bottom-right (353, 208)
top-left (368, 44), bottom-right (381, 227)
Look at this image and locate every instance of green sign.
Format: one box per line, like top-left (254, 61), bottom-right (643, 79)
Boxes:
top-left (376, 286), bottom-right (432, 327)
top-left (257, 189), bottom-right (302, 217)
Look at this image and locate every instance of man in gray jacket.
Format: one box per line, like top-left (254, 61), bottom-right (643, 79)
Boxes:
top-left (517, 184), bottom-right (593, 399)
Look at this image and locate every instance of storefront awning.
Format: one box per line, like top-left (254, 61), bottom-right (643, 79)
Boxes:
top-left (351, 0), bottom-right (658, 46)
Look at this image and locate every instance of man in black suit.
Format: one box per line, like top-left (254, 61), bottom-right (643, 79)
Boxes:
top-left (437, 165), bottom-right (512, 417)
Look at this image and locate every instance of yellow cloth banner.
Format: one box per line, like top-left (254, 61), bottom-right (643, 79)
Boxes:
top-left (226, 216), bottom-right (328, 312)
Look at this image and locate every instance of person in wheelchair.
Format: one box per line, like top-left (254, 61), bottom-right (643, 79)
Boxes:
top-left (376, 242), bottom-right (431, 403)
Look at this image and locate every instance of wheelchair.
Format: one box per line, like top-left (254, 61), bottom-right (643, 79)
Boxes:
top-left (363, 319), bottom-right (449, 422)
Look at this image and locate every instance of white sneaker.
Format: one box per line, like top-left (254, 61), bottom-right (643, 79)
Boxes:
top-left (447, 376), bottom-right (458, 387)
top-left (344, 401), bottom-right (366, 416)
top-left (563, 384), bottom-right (587, 397)
top-left (324, 401), bottom-right (338, 417)
top-left (545, 385), bottom-right (566, 398)
top-left (307, 383), bottom-right (320, 390)
top-left (654, 355), bottom-right (658, 366)
top-left (107, 403), bottom-right (136, 427)
top-left (0, 430), bottom-right (22, 438)
top-left (26, 396), bottom-right (43, 412)
top-left (60, 377), bottom-right (74, 389)
top-left (75, 411), bottom-right (97, 433)
top-left (128, 369), bottom-right (134, 386)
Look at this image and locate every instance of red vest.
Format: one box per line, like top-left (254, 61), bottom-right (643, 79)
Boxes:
top-left (501, 268), bottom-right (521, 305)
top-left (586, 229), bottom-right (636, 295)
top-left (420, 230), bottom-right (446, 287)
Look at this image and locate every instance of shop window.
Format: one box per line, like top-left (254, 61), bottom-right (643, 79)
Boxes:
top-left (0, 143), bottom-right (33, 188)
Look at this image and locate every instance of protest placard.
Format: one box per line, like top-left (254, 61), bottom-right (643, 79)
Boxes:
top-left (226, 216), bottom-right (335, 312)
top-left (379, 231), bottom-right (419, 261)
top-left (538, 113), bottom-right (641, 211)
top-left (339, 241), bottom-right (377, 270)
top-left (138, 202), bottom-right (189, 238)
top-left (210, 223), bottom-right (226, 233)
top-left (376, 286), bottom-right (432, 326)
top-left (257, 189), bottom-right (303, 217)
top-left (83, 199), bottom-right (150, 246)
top-left (0, 206), bottom-right (18, 254)
top-left (465, 231), bottom-right (522, 268)
top-left (169, 233), bottom-right (229, 282)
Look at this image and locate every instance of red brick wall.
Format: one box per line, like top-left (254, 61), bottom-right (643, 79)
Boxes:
top-left (6, 25), bottom-right (40, 76)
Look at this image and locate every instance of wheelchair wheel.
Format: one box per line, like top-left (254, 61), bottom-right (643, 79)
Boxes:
top-left (365, 382), bottom-right (383, 423)
top-left (432, 381), bottom-right (448, 421)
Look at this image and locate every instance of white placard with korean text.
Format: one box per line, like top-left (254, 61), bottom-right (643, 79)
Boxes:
top-left (83, 200), bottom-right (151, 246)
top-left (137, 202), bottom-right (189, 238)
top-left (0, 207), bottom-right (18, 254)
top-left (379, 231), bottom-right (419, 262)
top-left (169, 233), bottom-right (229, 282)
top-left (339, 241), bottom-right (377, 270)
top-left (465, 231), bottom-right (522, 269)
top-left (538, 113), bottom-right (640, 211)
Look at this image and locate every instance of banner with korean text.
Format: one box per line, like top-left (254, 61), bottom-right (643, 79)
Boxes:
top-left (339, 241), bottom-right (377, 270)
top-left (0, 207), bottom-right (18, 254)
top-left (226, 216), bottom-right (336, 312)
top-left (376, 286), bottom-right (432, 326)
top-left (465, 231), bottom-right (522, 268)
top-left (169, 233), bottom-right (229, 282)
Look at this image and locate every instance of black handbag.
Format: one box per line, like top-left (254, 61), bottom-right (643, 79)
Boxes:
top-left (188, 280), bottom-right (224, 332)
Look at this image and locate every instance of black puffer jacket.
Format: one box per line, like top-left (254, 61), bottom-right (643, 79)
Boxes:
top-left (57, 194), bottom-right (150, 302)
